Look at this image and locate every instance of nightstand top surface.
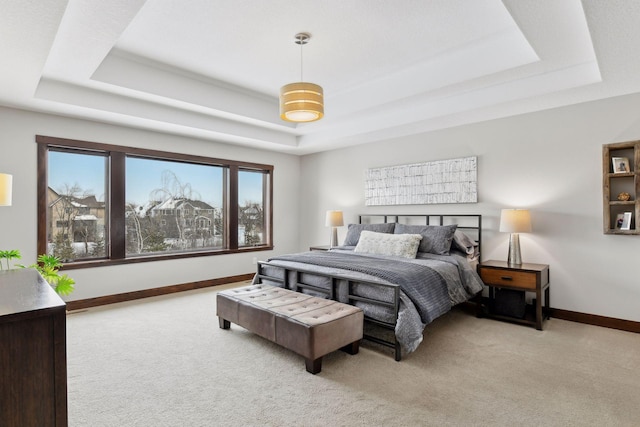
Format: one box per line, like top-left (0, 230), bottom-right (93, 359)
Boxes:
top-left (309, 245), bottom-right (331, 251)
top-left (479, 260), bottom-right (549, 272)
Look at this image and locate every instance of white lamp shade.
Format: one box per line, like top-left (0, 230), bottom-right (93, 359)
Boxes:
top-left (0, 173), bottom-right (12, 206)
top-left (325, 210), bottom-right (344, 227)
top-left (499, 209), bottom-right (532, 233)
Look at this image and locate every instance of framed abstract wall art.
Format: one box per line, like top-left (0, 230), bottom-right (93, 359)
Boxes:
top-left (364, 156), bottom-right (477, 206)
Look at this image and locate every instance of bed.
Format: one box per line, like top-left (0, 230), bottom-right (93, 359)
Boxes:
top-left (253, 214), bottom-right (484, 361)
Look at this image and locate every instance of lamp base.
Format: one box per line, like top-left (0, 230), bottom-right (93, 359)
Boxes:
top-left (507, 233), bottom-right (522, 265)
top-left (330, 227), bottom-right (338, 248)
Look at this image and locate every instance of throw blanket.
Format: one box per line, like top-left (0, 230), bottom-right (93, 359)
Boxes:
top-left (269, 251), bottom-right (451, 325)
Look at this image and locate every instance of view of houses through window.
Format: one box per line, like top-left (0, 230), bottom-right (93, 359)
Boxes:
top-left (124, 157), bottom-right (224, 256)
top-left (48, 150), bottom-right (108, 261)
top-left (40, 136), bottom-right (272, 265)
top-left (238, 169), bottom-right (267, 247)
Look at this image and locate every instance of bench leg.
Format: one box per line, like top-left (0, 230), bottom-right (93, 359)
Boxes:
top-left (219, 317), bottom-right (230, 329)
top-left (340, 340), bottom-right (360, 355)
top-left (305, 357), bottom-right (322, 374)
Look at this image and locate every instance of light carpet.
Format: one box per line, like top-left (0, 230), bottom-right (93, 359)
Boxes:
top-left (66, 282), bottom-right (640, 426)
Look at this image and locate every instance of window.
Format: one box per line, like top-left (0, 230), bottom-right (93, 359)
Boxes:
top-left (37, 135), bottom-right (273, 268)
top-left (238, 169), bottom-right (268, 247)
top-left (47, 150), bottom-right (108, 261)
top-left (125, 156), bottom-right (224, 256)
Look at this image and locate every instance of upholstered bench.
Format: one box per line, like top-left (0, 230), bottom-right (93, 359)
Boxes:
top-left (217, 284), bottom-right (363, 374)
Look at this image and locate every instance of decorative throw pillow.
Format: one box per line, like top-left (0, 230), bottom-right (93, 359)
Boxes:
top-left (451, 230), bottom-right (479, 259)
top-left (394, 223), bottom-right (458, 255)
top-left (343, 223), bottom-right (396, 246)
top-left (354, 230), bottom-right (422, 258)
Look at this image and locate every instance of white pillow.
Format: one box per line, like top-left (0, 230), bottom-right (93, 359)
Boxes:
top-left (354, 230), bottom-right (422, 259)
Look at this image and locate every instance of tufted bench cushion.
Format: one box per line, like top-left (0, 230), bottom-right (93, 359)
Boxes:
top-left (217, 284), bottom-right (363, 374)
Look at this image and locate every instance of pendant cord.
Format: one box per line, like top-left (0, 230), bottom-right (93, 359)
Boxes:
top-left (300, 38), bottom-right (304, 82)
top-left (294, 33), bottom-right (309, 83)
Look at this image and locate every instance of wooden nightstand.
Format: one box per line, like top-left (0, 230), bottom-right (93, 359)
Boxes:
top-left (309, 245), bottom-right (331, 251)
top-left (477, 260), bottom-right (550, 330)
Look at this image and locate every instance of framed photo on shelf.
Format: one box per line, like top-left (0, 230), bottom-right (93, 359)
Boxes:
top-left (612, 157), bottom-right (630, 173)
top-left (615, 212), bottom-right (633, 230)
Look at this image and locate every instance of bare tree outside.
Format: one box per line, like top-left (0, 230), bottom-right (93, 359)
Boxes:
top-left (149, 171), bottom-right (202, 250)
top-left (48, 183), bottom-right (106, 261)
top-left (239, 202), bottom-right (264, 246)
top-left (238, 169), bottom-right (266, 247)
top-left (125, 169), bottom-right (219, 255)
top-left (126, 202), bottom-right (145, 254)
top-left (125, 202), bottom-right (169, 254)
top-left (50, 184), bottom-right (87, 242)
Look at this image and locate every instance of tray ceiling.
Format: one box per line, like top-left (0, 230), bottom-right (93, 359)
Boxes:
top-left (2, 0), bottom-right (640, 154)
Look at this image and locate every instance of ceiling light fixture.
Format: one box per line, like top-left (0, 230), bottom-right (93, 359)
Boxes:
top-left (280, 33), bottom-right (324, 123)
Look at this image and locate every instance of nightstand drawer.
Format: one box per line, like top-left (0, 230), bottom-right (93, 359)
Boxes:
top-left (479, 267), bottom-right (537, 290)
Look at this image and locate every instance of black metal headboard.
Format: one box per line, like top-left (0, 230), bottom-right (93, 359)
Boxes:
top-left (358, 214), bottom-right (482, 250)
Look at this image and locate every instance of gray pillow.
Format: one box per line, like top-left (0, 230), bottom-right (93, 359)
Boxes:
top-left (451, 230), bottom-right (479, 259)
top-left (343, 223), bottom-right (395, 246)
top-left (394, 223), bottom-right (458, 255)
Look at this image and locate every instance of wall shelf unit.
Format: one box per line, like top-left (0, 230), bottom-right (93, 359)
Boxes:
top-left (603, 140), bottom-right (640, 234)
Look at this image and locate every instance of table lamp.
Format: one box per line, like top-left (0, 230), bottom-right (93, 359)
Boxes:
top-left (499, 208), bottom-right (531, 265)
top-left (325, 210), bottom-right (344, 248)
top-left (0, 173), bottom-right (12, 206)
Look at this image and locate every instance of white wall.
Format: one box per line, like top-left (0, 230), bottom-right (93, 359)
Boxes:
top-left (4, 91), bottom-right (640, 322)
top-left (299, 92), bottom-right (640, 323)
top-left (0, 107), bottom-right (301, 301)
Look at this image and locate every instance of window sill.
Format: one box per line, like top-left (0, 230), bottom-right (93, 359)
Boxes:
top-left (61, 245), bottom-right (274, 270)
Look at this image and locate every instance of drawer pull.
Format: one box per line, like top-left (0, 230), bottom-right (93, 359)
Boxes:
top-left (500, 276), bottom-right (513, 281)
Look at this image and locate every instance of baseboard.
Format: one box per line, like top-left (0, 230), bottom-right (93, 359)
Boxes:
top-left (67, 281), bottom-right (640, 335)
top-left (463, 299), bottom-right (640, 334)
top-left (66, 273), bottom-right (254, 311)
top-left (550, 308), bottom-right (640, 334)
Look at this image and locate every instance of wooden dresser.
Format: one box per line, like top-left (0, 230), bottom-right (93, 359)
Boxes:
top-left (0, 269), bottom-right (67, 427)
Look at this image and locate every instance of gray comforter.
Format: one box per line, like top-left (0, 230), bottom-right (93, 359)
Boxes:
top-left (260, 249), bottom-right (484, 355)
top-left (270, 251), bottom-right (451, 325)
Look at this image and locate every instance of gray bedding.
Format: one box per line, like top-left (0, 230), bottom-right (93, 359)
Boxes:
top-left (257, 249), bottom-right (483, 355)
top-left (270, 251), bottom-right (451, 324)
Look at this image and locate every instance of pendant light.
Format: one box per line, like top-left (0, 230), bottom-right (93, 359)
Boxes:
top-left (280, 33), bottom-right (324, 123)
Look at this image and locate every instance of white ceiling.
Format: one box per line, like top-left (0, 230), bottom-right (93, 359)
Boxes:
top-left (2, 0), bottom-right (640, 155)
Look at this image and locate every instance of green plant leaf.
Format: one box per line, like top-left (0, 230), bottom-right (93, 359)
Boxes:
top-left (55, 274), bottom-right (75, 296)
top-left (39, 266), bottom-right (60, 285)
top-left (37, 254), bottom-right (62, 269)
top-left (1, 251), bottom-right (75, 296)
top-left (0, 249), bottom-right (21, 270)
top-left (0, 249), bottom-right (21, 259)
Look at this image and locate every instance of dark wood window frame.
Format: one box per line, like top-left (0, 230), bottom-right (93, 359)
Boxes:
top-left (36, 135), bottom-right (274, 270)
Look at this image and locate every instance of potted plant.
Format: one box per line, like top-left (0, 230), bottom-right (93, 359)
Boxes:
top-left (0, 249), bottom-right (21, 270)
top-left (0, 250), bottom-right (75, 295)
